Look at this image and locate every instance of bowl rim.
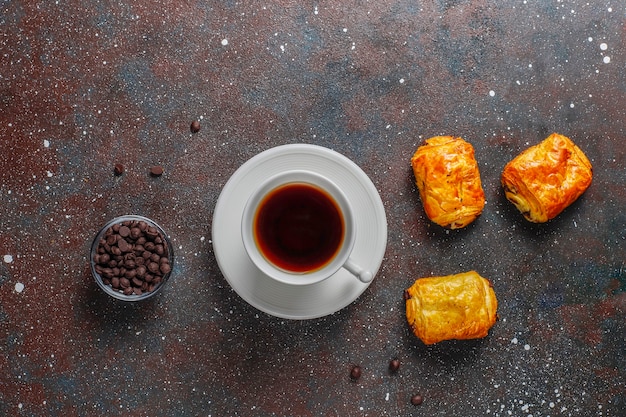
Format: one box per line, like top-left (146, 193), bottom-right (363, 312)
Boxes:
top-left (90, 214), bottom-right (174, 301)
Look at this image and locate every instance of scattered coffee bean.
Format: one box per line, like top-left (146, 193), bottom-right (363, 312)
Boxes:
top-left (389, 358), bottom-right (400, 372)
top-left (190, 120), bottom-right (201, 133)
top-left (150, 165), bottom-right (164, 177)
top-left (410, 394), bottom-right (423, 406)
top-left (114, 163), bottom-right (124, 176)
top-left (93, 219), bottom-right (171, 296)
top-left (350, 365), bottom-right (362, 381)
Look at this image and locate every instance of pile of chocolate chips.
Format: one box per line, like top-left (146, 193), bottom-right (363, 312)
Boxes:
top-left (93, 219), bottom-right (171, 296)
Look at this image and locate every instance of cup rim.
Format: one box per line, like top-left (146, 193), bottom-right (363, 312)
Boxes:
top-left (241, 170), bottom-right (356, 286)
top-left (90, 214), bottom-right (174, 301)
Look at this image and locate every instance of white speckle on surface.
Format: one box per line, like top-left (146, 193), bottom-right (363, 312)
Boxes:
top-left (600, 42), bottom-right (608, 50)
top-left (3, 254), bottom-right (13, 263)
top-left (399, 78), bottom-right (405, 84)
top-left (200, 236), bottom-right (205, 242)
top-left (524, 344), bottom-right (531, 351)
top-left (342, 28), bottom-right (348, 33)
top-left (221, 38), bottom-right (228, 46)
top-left (44, 139), bottom-right (50, 148)
top-left (511, 337), bottom-right (518, 344)
top-left (314, 6), bottom-right (318, 15)
top-left (588, 37), bottom-right (593, 42)
top-left (603, 56), bottom-right (610, 64)
top-left (385, 392), bottom-right (389, 401)
top-left (489, 90), bottom-right (495, 97)
top-left (15, 282), bottom-right (24, 293)
top-left (47, 170), bottom-right (53, 177)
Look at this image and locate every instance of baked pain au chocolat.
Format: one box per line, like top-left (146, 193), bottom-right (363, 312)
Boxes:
top-left (411, 136), bottom-right (485, 229)
top-left (501, 133), bottom-right (593, 223)
top-left (405, 271), bottom-right (498, 345)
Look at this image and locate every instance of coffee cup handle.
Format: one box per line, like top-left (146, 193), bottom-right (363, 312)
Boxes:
top-left (343, 258), bottom-right (373, 283)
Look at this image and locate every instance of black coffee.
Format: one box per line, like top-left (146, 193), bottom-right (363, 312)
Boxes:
top-left (254, 182), bottom-right (344, 273)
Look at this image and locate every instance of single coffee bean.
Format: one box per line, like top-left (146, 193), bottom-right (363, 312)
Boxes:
top-left (190, 120), bottom-right (201, 133)
top-left (132, 277), bottom-right (143, 287)
top-left (120, 277), bottom-right (130, 288)
top-left (118, 226), bottom-right (130, 237)
top-left (389, 359), bottom-right (400, 372)
top-left (410, 394), bottom-right (423, 406)
top-left (114, 164), bottom-right (124, 176)
top-left (350, 365), bottom-right (362, 381)
top-left (150, 165), bottom-right (164, 177)
top-left (123, 287), bottom-right (133, 295)
top-left (111, 277), bottom-right (120, 288)
top-left (133, 287), bottom-right (142, 295)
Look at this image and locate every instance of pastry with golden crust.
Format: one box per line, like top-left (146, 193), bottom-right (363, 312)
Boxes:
top-left (411, 136), bottom-right (485, 229)
top-left (405, 271), bottom-right (498, 345)
top-left (501, 133), bottom-right (593, 223)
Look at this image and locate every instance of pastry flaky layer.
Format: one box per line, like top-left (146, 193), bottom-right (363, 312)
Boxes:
top-left (411, 136), bottom-right (485, 229)
top-left (501, 133), bottom-right (593, 223)
top-left (405, 271), bottom-right (498, 345)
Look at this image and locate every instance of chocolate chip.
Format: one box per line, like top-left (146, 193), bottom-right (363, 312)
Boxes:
top-left (389, 359), bottom-right (400, 372)
top-left (159, 262), bottom-right (171, 274)
top-left (114, 164), bottom-right (124, 176)
top-left (410, 394), bottom-right (423, 406)
top-left (190, 120), bottom-right (201, 133)
top-left (350, 365), bottom-right (362, 381)
top-left (150, 165), bottom-right (164, 177)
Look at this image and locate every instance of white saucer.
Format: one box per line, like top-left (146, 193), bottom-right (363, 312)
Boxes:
top-left (212, 144), bottom-right (387, 320)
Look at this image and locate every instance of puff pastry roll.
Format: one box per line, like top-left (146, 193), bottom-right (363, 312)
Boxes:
top-left (405, 271), bottom-right (498, 345)
top-left (501, 133), bottom-right (593, 223)
top-left (411, 136), bottom-right (485, 229)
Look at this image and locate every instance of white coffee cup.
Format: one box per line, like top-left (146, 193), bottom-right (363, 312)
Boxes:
top-left (241, 170), bottom-right (373, 286)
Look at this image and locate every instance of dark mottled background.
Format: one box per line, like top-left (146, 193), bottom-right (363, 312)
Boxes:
top-left (1, 1), bottom-right (624, 416)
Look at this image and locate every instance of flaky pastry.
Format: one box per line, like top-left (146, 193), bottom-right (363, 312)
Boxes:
top-left (411, 136), bottom-right (485, 229)
top-left (405, 271), bottom-right (498, 345)
top-left (501, 133), bottom-right (592, 223)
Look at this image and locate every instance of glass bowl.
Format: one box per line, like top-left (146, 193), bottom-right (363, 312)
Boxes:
top-left (90, 215), bottom-right (174, 301)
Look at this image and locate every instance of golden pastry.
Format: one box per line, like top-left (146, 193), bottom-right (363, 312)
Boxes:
top-left (501, 133), bottom-right (593, 223)
top-left (405, 271), bottom-right (498, 345)
top-left (411, 136), bottom-right (485, 229)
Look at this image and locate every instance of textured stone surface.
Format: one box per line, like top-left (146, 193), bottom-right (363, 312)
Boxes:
top-left (1, 1), bottom-right (624, 416)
